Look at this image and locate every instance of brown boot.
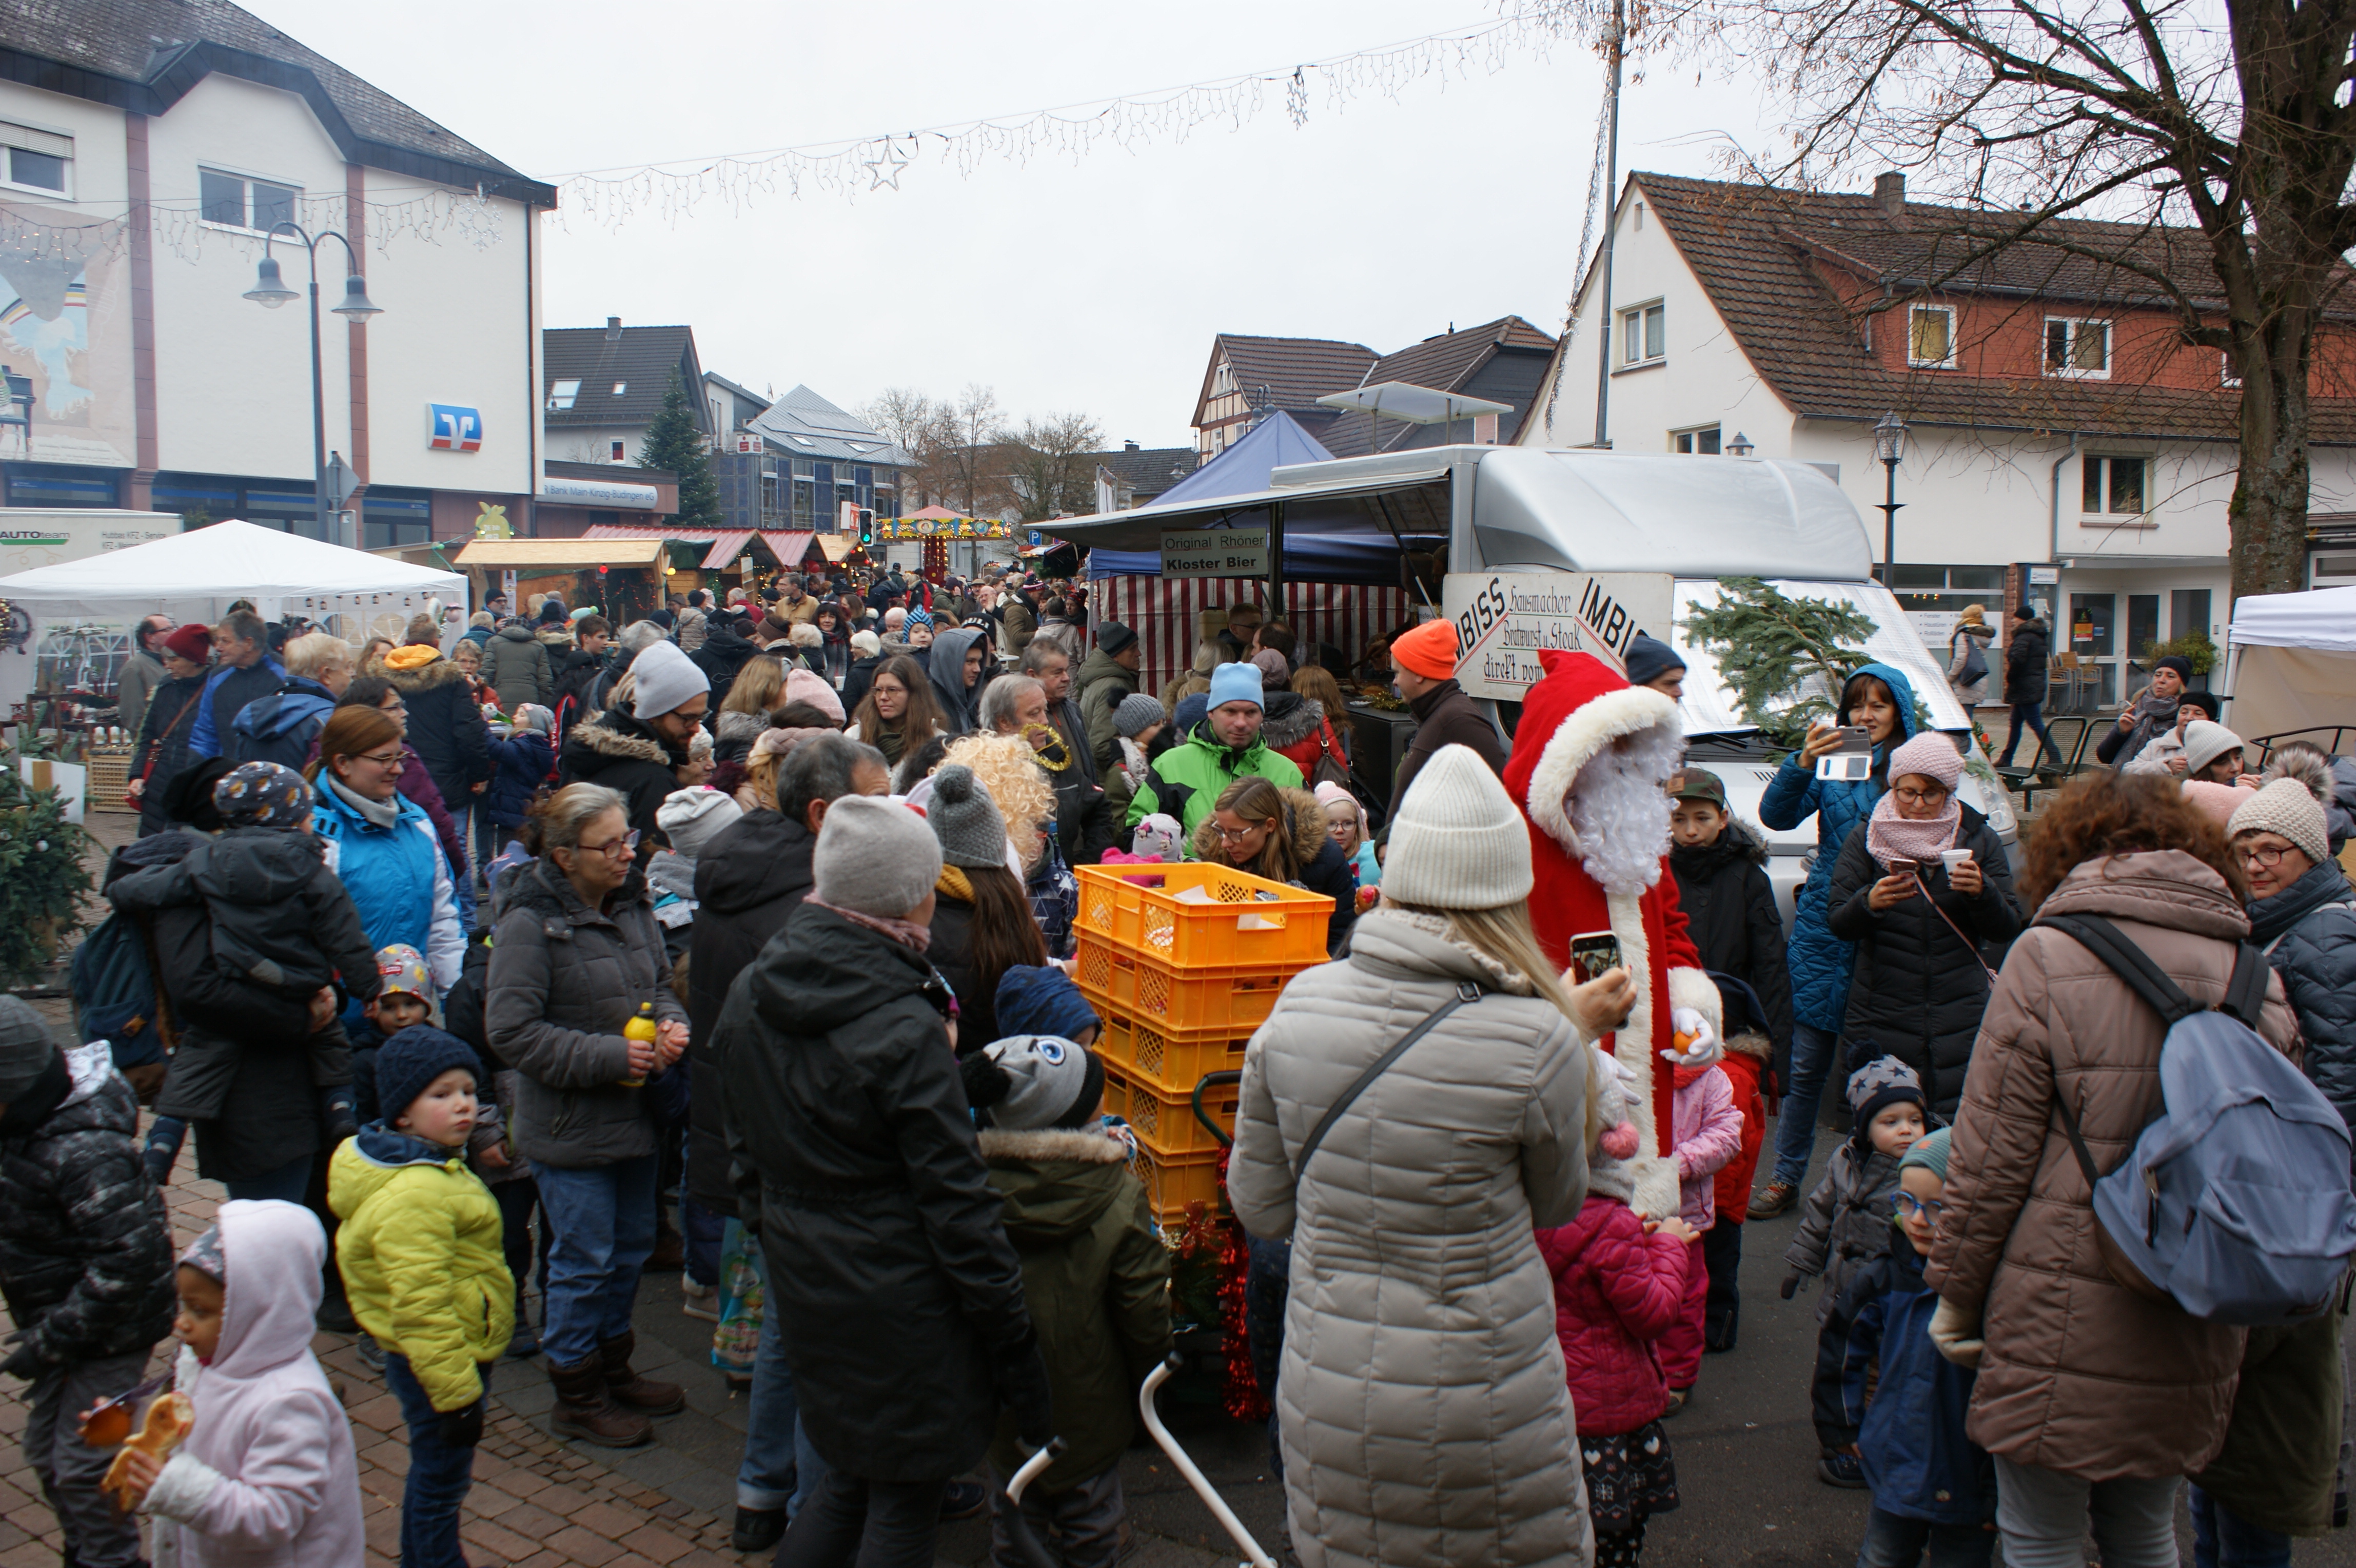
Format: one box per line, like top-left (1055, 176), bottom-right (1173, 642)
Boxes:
top-left (599, 1331), bottom-right (686, 1416)
top-left (548, 1353), bottom-right (652, 1447)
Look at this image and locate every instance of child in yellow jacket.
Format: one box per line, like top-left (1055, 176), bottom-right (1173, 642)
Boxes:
top-left (327, 1026), bottom-right (515, 1567)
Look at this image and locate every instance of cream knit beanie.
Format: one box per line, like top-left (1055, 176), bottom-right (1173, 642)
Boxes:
top-left (1381, 744), bottom-right (1533, 909)
top-left (2228, 776), bottom-right (2331, 868)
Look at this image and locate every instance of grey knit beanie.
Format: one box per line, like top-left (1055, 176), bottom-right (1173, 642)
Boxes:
top-left (1847, 1053), bottom-right (1925, 1134)
top-left (0, 996), bottom-right (58, 1102)
top-left (629, 639), bottom-right (710, 719)
top-left (981, 1036), bottom-right (1099, 1130)
top-left (1382, 744), bottom-right (1534, 909)
top-left (927, 765), bottom-right (1009, 870)
top-left (812, 796), bottom-right (942, 918)
top-left (2182, 719), bottom-right (2246, 778)
top-left (2229, 776), bottom-right (2332, 869)
top-left (1113, 693), bottom-right (1167, 739)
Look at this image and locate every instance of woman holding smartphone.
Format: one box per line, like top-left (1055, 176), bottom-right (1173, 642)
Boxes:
top-left (1824, 732), bottom-right (2022, 1120)
top-left (1751, 662), bottom-right (1923, 1218)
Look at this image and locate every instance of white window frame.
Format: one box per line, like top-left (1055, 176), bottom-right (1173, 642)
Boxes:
top-left (198, 165), bottom-right (304, 236)
top-left (546, 379), bottom-right (580, 410)
top-left (1620, 299), bottom-right (1666, 367)
top-left (2081, 454), bottom-right (2150, 519)
top-left (609, 439), bottom-right (625, 462)
top-left (1670, 424), bottom-right (1721, 455)
top-left (0, 121), bottom-right (72, 199)
top-left (2044, 316), bottom-right (2112, 380)
top-left (1907, 305), bottom-right (1957, 369)
top-left (2221, 352), bottom-right (2242, 389)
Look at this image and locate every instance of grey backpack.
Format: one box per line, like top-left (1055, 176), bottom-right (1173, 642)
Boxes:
top-left (2043, 914), bottom-right (2356, 1326)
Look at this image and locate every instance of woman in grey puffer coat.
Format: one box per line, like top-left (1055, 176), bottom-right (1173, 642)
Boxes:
top-left (1230, 747), bottom-right (1625, 1568)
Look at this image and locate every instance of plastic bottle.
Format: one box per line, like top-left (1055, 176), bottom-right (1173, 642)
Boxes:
top-left (621, 1002), bottom-right (656, 1088)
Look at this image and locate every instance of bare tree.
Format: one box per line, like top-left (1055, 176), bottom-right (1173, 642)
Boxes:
top-left (859, 386), bottom-right (957, 509)
top-left (933, 383), bottom-right (1011, 518)
top-left (1562, 0), bottom-right (2356, 596)
top-left (998, 411), bottom-right (1107, 521)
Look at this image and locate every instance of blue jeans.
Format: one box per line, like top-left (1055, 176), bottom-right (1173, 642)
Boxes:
top-left (1858, 1505), bottom-right (1996, 1568)
top-left (383, 1350), bottom-right (488, 1568)
top-left (2189, 1485), bottom-right (2294, 1568)
top-left (1996, 701), bottom-right (2054, 768)
top-left (741, 1238), bottom-right (827, 1514)
top-left (224, 1153), bottom-right (313, 1204)
top-left (1772, 1021), bottom-right (1840, 1187)
top-left (535, 1155), bottom-right (658, 1366)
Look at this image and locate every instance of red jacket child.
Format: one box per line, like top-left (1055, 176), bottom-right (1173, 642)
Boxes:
top-left (1712, 1033), bottom-right (1773, 1225)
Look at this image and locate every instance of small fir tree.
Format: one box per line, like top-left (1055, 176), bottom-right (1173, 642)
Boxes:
top-left (639, 368), bottom-right (722, 530)
top-left (1682, 577), bottom-right (1879, 752)
top-left (0, 752), bottom-right (91, 987)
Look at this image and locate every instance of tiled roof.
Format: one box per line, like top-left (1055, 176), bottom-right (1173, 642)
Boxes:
top-left (2, 0), bottom-right (552, 203)
top-left (1364, 316), bottom-right (1556, 398)
top-left (543, 324), bottom-right (701, 432)
top-left (748, 385), bottom-right (909, 467)
top-left (1632, 171), bottom-right (2356, 443)
top-left (1207, 334), bottom-right (1378, 420)
top-left (1093, 445), bottom-right (1196, 500)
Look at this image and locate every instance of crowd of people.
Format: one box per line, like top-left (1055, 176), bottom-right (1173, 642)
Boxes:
top-left (3, 568), bottom-right (2353, 1568)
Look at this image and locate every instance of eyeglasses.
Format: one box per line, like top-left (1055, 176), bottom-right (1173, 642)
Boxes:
top-left (357, 750), bottom-right (405, 768)
top-left (576, 830), bottom-right (641, 861)
top-left (1215, 821), bottom-right (1270, 841)
top-left (1892, 1191), bottom-right (1947, 1224)
top-left (2238, 841), bottom-right (2295, 869)
top-left (1892, 785), bottom-right (1950, 806)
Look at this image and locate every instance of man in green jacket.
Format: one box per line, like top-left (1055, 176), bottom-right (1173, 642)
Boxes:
top-left (1124, 662), bottom-right (1304, 838)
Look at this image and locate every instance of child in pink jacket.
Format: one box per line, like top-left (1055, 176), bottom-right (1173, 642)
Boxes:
top-left (1657, 1061), bottom-right (1742, 1403)
top-left (1537, 1054), bottom-right (1696, 1568)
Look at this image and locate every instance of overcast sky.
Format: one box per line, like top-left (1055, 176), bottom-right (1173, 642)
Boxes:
top-left (247, 0), bottom-right (1777, 450)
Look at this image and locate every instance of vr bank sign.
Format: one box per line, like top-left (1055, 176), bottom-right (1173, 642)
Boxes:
top-left (428, 404), bottom-right (484, 452)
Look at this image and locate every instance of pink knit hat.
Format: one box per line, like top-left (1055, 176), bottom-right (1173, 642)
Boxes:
top-left (1886, 731), bottom-right (1965, 791)
top-left (2180, 779), bottom-right (2256, 828)
top-left (782, 665), bottom-right (846, 724)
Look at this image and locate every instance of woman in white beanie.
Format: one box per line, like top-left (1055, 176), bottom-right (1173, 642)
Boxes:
top-left (1229, 743), bottom-right (1637, 1568)
top-left (2180, 718), bottom-right (2252, 785)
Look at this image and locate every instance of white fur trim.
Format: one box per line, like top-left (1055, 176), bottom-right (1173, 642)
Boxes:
top-left (1605, 889), bottom-right (1684, 1220)
top-left (975, 1127), bottom-right (1130, 1164)
top-left (1524, 685), bottom-right (1682, 849)
top-left (1631, 1155), bottom-right (1682, 1222)
top-left (143, 1451), bottom-right (222, 1524)
top-left (1668, 967), bottom-right (1722, 1039)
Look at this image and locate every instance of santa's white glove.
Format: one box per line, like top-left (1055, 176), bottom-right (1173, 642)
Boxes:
top-left (1662, 1008), bottom-right (1722, 1067)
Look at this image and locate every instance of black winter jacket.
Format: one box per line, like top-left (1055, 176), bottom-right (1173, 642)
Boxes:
top-left (110, 827), bottom-right (379, 1003)
top-left (0, 1054), bottom-right (175, 1369)
top-left (383, 654), bottom-right (490, 811)
top-left (134, 671), bottom-right (209, 837)
top-left (2001, 619), bottom-right (2050, 706)
top-left (689, 623), bottom-right (762, 705)
top-left (552, 645), bottom-right (608, 717)
top-left (559, 704), bottom-right (688, 853)
top-left (686, 808), bottom-right (816, 1214)
top-left (2248, 860), bottom-right (2356, 1175)
top-left (717, 903), bottom-right (1038, 1481)
top-left (1825, 806), bottom-right (2023, 1117)
top-left (1668, 820), bottom-right (1795, 1073)
top-left (1389, 679), bottom-right (1506, 822)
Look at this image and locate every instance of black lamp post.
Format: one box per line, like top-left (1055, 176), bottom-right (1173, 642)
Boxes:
top-left (1873, 410), bottom-right (1908, 589)
top-left (243, 223), bottom-right (381, 546)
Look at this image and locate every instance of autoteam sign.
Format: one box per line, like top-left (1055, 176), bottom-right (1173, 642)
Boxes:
top-left (1441, 570), bottom-right (1676, 698)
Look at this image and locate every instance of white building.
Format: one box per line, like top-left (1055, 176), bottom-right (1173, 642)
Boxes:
top-left (0, 1), bottom-right (555, 547)
top-left (1522, 170), bottom-right (2356, 711)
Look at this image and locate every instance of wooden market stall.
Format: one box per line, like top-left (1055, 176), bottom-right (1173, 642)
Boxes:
top-left (451, 536), bottom-right (670, 625)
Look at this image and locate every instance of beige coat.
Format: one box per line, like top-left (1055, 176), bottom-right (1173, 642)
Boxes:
top-left (1926, 850), bottom-right (2299, 1481)
top-left (1230, 909), bottom-right (1594, 1568)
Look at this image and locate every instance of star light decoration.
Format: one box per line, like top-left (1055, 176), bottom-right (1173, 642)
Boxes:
top-left (862, 139), bottom-right (911, 192)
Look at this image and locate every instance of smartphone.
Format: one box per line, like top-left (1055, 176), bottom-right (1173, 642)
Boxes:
top-left (1816, 723), bottom-right (1876, 782)
top-left (1568, 931), bottom-right (1623, 984)
top-left (1884, 858), bottom-right (1917, 877)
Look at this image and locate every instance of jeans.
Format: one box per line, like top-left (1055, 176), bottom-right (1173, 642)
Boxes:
top-left (2189, 1484), bottom-right (2294, 1568)
top-left (470, 800), bottom-right (500, 881)
top-left (535, 1154), bottom-right (658, 1366)
top-left (1996, 701), bottom-right (2055, 769)
top-left (1992, 1456), bottom-right (2181, 1568)
top-left (1772, 1022), bottom-right (1840, 1187)
top-left (740, 1238), bottom-right (828, 1515)
top-left (384, 1350), bottom-right (488, 1568)
top-left (224, 1151), bottom-right (314, 1204)
top-left (24, 1350), bottom-right (151, 1568)
top-left (1858, 1505), bottom-right (1997, 1568)
top-left (776, 1470), bottom-right (947, 1568)
top-left (988, 1463), bottom-right (1126, 1568)
top-left (1702, 1216), bottom-right (1742, 1350)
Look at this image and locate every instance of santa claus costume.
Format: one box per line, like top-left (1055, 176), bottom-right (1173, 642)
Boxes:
top-left (1504, 650), bottom-right (1722, 1221)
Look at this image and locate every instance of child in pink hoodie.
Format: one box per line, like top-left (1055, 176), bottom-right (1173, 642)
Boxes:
top-left (120, 1200), bottom-right (366, 1568)
top-left (1656, 1060), bottom-right (1742, 1405)
top-left (1537, 1053), bottom-right (1695, 1568)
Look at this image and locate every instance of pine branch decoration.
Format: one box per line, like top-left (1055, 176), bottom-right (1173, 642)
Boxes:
top-left (1683, 577), bottom-right (1879, 750)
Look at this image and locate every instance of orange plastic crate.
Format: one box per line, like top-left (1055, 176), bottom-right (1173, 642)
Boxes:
top-left (1074, 864), bottom-right (1332, 969)
top-left (1128, 1143), bottom-right (1228, 1223)
top-left (1103, 1061), bottom-right (1238, 1157)
top-left (1072, 935), bottom-right (1306, 1036)
top-left (1096, 1010), bottom-right (1252, 1099)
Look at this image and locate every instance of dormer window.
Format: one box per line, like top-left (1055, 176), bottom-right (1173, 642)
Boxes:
top-left (1908, 306), bottom-right (1955, 368)
top-left (2045, 318), bottom-right (2111, 379)
top-left (546, 380), bottom-right (580, 410)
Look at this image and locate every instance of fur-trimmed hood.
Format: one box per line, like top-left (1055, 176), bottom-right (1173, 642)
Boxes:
top-left (377, 653), bottom-right (471, 695)
top-left (976, 1126), bottom-right (1130, 1165)
top-left (1256, 691), bottom-right (1326, 753)
top-left (1722, 1027), bottom-right (1773, 1062)
top-left (976, 1124), bottom-right (1134, 1245)
top-left (1190, 784), bottom-right (1332, 869)
top-left (566, 709), bottom-right (675, 767)
top-left (1502, 650), bottom-right (1681, 855)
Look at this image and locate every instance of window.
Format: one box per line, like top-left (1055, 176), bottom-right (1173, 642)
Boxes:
top-left (546, 379), bottom-right (580, 410)
top-left (2221, 353), bottom-right (2242, 389)
top-left (609, 439), bottom-right (625, 462)
top-left (0, 122), bottom-right (71, 195)
top-left (1891, 565), bottom-right (2006, 636)
top-left (1908, 306), bottom-right (1955, 367)
top-left (1620, 301), bottom-right (1665, 366)
top-left (2082, 455), bottom-right (2147, 516)
top-left (2171, 587), bottom-right (2212, 640)
top-left (611, 382), bottom-right (627, 396)
top-left (2127, 594), bottom-right (2160, 662)
top-left (1671, 426), bottom-right (1721, 455)
top-left (199, 168), bottom-right (299, 233)
top-left (2044, 317), bottom-right (2110, 378)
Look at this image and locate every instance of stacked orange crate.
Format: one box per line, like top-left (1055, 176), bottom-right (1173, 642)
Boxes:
top-left (1071, 865), bottom-right (1334, 1222)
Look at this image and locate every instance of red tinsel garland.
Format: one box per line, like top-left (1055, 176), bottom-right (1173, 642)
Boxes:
top-left (1216, 1146), bottom-right (1269, 1423)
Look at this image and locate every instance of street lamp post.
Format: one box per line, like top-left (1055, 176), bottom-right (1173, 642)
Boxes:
top-left (243, 223), bottom-right (381, 546)
top-left (1872, 410), bottom-right (1909, 589)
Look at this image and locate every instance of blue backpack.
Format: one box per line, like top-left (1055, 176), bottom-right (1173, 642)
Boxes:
top-left (69, 911), bottom-right (170, 1071)
top-left (2042, 913), bottom-right (2356, 1326)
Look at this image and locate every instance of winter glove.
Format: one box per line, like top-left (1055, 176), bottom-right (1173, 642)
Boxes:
top-left (1662, 1008), bottom-right (1722, 1068)
top-left (1929, 1298), bottom-right (1985, 1368)
top-left (991, 1328), bottom-right (1055, 1451)
top-left (437, 1398), bottom-right (486, 1448)
top-left (1779, 1272), bottom-right (1802, 1301)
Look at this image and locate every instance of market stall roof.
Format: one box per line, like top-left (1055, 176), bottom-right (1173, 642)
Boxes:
top-left (905, 505), bottom-right (969, 521)
top-left (0, 518), bottom-right (463, 617)
top-left (1149, 411), bottom-right (1331, 511)
top-left (579, 524), bottom-right (820, 570)
top-left (2230, 583), bottom-right (2356, 653)
top-left (454, 537), bottom-right (666, 570)
top-left (814, 534), bottom-right (859, 562)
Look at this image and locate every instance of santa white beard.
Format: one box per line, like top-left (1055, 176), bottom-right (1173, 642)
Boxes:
top-left (1567, 728), bottom-right (1682, 896)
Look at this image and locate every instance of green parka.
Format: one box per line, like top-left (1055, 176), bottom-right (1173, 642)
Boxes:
top-left (1123, 720), bottom-right (1304, 837)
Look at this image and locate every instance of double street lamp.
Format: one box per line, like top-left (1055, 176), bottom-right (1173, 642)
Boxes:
top-left (243, 223), bottom-right (381, 547)
top-left (1873, 410), bottom-right (1909, 590)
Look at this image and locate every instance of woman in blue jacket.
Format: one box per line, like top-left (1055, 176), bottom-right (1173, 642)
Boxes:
top-left (305, 703), bottom-right (465, 1005)
top-left (1751, 661), bottom-right (1920, 1216)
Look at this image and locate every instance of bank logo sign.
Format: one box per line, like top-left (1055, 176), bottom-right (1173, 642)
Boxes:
top-left (428, 404), bottom-right (484, 452)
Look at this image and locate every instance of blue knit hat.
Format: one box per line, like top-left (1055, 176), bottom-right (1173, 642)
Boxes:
top-left (995, 965), bottom-right (1099, 1042)
top-left (374, 1025), bottom-right (482, 1129)
top-left (1207, 662), bottom-right (1263, 712)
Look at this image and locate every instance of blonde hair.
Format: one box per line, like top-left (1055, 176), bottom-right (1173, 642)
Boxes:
top-left (940, 732), bottom-right (1053, 870)
top-left (282, 631), bottom-right (355, 682)
top-left (722, 654), bottom-right (788, 715)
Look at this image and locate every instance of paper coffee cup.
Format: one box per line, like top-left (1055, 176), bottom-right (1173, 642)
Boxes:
top-left (1940, 849), bottom-right (1973, 871)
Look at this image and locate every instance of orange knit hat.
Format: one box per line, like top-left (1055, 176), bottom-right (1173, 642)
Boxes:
top-left (1390, 618), bottom-right (1460, 681)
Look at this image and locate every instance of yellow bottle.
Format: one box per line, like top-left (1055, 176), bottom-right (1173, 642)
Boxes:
top-left (621, 1002), bottom-right (656, 1088)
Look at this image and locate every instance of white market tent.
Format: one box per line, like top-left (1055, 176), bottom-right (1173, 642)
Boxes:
top-left (0, 518), bottom-right (464, 635)
top-left (2225, 583), bottom-right (2356, 750)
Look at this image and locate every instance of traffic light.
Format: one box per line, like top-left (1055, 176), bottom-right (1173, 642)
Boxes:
top-left (858, 510), bottom-right (875, 545)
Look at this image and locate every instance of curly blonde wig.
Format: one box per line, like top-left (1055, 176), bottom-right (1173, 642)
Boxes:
top-left (940, 731), bottom-right (1053, 870)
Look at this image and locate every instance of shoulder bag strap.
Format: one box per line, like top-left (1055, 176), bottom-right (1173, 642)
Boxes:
top-left (1291, 980), bottom-right (1483, 1192)
top-left (1917, 879), bottom-right (2000, 987)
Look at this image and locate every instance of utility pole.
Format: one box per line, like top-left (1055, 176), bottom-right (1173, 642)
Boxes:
top-left (1591, 0), bottom-right (1624, 450)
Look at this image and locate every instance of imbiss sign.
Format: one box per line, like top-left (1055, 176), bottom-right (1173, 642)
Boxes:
top-left (1441, 571), bottom-right (1676, 699)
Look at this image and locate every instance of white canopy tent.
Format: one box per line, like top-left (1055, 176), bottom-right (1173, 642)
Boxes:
top-left (2225, 583), bottom-right (2356, 750)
